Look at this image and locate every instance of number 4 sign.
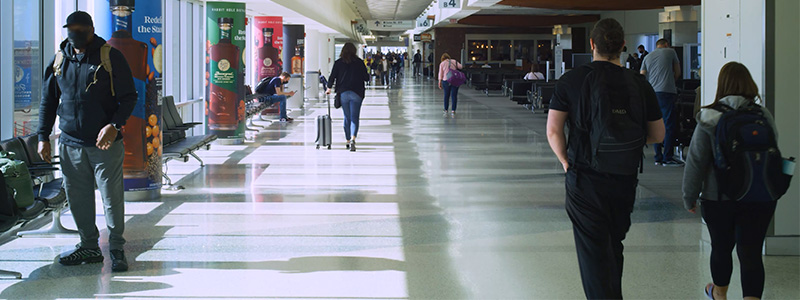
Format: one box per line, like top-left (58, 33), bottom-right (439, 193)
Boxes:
top-left (440, 0), bottom-right (460, 9)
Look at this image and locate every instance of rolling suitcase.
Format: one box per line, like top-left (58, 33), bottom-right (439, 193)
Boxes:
top-left (316, 94), bottom-right (332, 149)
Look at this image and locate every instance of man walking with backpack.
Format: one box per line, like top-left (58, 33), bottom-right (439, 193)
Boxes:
top-left (641, 38), bottom-right (683, 166)
top-left (546, 19), bottom-right (665, 299)
top-left (37, 11), bottom-right (137, 272)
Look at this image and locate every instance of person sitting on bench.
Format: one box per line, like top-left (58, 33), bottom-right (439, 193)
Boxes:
top-left (258, 72), bottom-right (294, 123)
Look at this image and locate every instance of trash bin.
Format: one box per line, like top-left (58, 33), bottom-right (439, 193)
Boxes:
top-left (306, 71), bottom-right (320, 100)
top-left (287, 74), bottom-right (304, 109)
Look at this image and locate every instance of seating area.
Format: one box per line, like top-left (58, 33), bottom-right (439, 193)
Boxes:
top-left (160, 96), bottom-right (218, 188)
top-left (0, 134), bottom-right (73, 279)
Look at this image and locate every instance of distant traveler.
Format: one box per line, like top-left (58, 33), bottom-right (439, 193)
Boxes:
top-left (641, 38), bottom-right (682, 166)
top-left (413, 50), bottom-right (422, 76)
top-left (327, 42), bottom-right (370, 152)
top-left (637, 45), bottom-right (649, 61)
top-left (623, 46), bottom-right (640, 72)
top-left (258, 72), bottom-right (295, 123)
top-left (38, 11), bottom-right (138, 272)
top-left (524, 64), bottom-right (545, 80)
top-left (546, 18), bottom-right (665, 299)
top-left (682, 62), bottom-right (782, 300)
top-left (438, 53), bottom-right (463, 117)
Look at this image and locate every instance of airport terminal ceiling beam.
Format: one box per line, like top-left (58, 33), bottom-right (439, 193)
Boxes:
top-left (498, 0), bottom-right (700, 10)
top-left (270, 0), bottom-right (363, 41)
top-left (458, 14), bottom-right (600, 27)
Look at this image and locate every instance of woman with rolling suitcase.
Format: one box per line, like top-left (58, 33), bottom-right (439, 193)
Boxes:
top-left (327, 43), bottom-right (370, 152)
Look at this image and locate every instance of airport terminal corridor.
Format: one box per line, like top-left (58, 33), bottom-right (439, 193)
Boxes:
top-left (0, 77), bottom-right (796, 299)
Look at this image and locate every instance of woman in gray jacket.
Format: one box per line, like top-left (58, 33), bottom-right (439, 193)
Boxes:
top-left (682, 62), bottom-right (778, 300)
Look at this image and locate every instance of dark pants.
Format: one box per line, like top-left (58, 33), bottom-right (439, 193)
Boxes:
top-left (258, 95), bottom-right (288, 119)
top-left (566, 169), bottom-right (638, 299)
top-left (60, 140), bottom-right (126, 250)
top-left (442, 81), bottom-right (459, 111)
top-left (413, 62), bottom-right (421, 75)
top-left (701, 200), bottom-right (777, 299)
top-left (654, 92), bottom-right (677, 162)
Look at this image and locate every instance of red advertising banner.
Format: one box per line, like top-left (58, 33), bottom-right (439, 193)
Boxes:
top-left (253, 16), bottom-right (283, 80)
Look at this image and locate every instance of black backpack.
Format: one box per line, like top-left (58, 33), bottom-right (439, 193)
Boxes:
top-left (576, 62), bottom-right (647, 175)
top-left (711, 103), bottom-right (791, 201)
top-left (254, 76), bottom-right (274, 94)
top-left (0, 170), bottom-right (20, 232)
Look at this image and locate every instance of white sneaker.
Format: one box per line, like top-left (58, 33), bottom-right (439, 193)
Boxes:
top-left (443, 110), bottom-right (449, 116)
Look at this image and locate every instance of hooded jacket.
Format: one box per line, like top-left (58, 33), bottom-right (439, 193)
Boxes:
top-left (37, 35), bottom-right (137, 147)
top-left (681, 95), bottom-right (778, 209)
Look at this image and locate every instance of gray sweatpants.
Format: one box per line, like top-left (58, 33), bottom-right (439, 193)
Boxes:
top-left (60, 139), bottom-right (126, 250)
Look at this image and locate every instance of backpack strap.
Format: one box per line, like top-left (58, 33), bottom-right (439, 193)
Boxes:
top-left (52, 51), bottom-right (65, 77)
top-left (711, 103), bottom-right (734, 114)
top-left (99, 43), bottom-right (115, 96)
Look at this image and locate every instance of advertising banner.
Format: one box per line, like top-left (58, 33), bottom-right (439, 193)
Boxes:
top-left (13, 41), bottom-right (34, 111)
top-left (206, 2), bottom-right (247, 140)
top-left (253, 16), bottom-right (283, 81)
top-left (105, 0), bottom-right (163, 195)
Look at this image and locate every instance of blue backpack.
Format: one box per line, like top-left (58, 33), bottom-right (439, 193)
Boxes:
top-left (712, 103), bottom-right (791, 202)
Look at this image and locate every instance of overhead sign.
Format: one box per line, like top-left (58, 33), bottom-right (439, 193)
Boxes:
top-left (368, 20), bottom-right (415, 30)
top-left (413, 34), bottom-right (421, 42)
top-left (416, 15), bottom-right (435, 28)
top-left (354, 19), bottom-right (368, 34)
top-left (421, 33), bottom-right (432, 42)
top-left (440, 0), bottom-right (461, 9)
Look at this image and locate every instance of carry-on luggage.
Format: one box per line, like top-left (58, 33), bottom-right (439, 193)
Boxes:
top-left (316, 94), bottom-right (332, 149)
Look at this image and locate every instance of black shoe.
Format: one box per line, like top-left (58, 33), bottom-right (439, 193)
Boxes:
top-left (350, 140), bottom-right (356, 152)
top-left (59, 245), bottom-right (103, 266)
top-left (662, 159), bottom-right (685, 167)
top-left (346, 141), bottom-right (351, 150)
top-left (110, 249), bottom-right (128, 272)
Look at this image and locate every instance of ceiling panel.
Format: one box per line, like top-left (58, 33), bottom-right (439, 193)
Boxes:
top-left (498, 0), bottom-right (700, 11)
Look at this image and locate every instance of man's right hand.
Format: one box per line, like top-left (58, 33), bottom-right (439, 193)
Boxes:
top-left (38, 141), bottom-right (52, 163)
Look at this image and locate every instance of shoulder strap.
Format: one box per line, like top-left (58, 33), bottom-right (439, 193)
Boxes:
top-left (100, 43), bottom-right (115, 96)
top-left (52, 51), bottom-right (65, 77)
top-left (711, 103), bottom-right (734, 114)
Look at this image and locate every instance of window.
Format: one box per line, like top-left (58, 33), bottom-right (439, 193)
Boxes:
top-left (467, 40), bottom-right (488, 62)
top-left (514, 40), bottom-right (537, 64)
top-left (12, 0), bottom-right (42, 137)
top-left (490, 40), bottom-right (512, 61)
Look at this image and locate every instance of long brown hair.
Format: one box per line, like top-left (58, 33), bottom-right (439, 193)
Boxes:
top-left (340, 42), bottom-right (358, 64)
top-left (706, 62), bottom-right (760, 108)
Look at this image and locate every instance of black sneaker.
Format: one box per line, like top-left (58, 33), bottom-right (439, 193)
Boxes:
top-left (110, 249), bottom-right (128, 272)
top-left (350, 140), bottom-right (356, 152)
top-left (346, 141), bottom-right (351, 150)
top-left (59, 245), bottom-right (103, 266)
top-left (662, 159), bottom-right (685, 167)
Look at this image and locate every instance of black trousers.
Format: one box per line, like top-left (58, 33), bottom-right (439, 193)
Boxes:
top-left (565, 169), bottom-right (638, 300)
top-left (701, 200), bottom-right (777, 299)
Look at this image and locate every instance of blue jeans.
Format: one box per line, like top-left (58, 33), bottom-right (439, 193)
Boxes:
top-left (340, 91), bottom-right (363, 140)
top-left (259, 94), bottom-right (288, 119)
top-left (654, 92), bottom-right (677, 162)
top-left (443, 81), bottom-right (459, 111)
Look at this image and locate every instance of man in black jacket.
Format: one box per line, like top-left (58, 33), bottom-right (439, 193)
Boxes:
top-left (413, 50), bottom-right (422, 76)
top-left (37, 11), bottom-right (137, 272)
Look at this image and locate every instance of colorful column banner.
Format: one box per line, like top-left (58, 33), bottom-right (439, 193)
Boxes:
top-left (105, 0), bottom-right (163, 194)
top-left (252, 16), bottom-right (283, 81)
top-left (13, 41), bottom-right (34, 111)
top-left (206, 2), bottom-right (246, 139)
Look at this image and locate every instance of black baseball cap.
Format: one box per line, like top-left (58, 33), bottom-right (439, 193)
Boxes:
top-left (63, 11), bottom-right (94, 28)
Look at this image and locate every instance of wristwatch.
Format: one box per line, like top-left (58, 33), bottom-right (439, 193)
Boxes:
top-left (111, 123), bottom-right (123, 131)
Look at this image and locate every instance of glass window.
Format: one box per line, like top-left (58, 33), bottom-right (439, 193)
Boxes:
top-left (514, 40), bottom-right (536, 64)
top-left (467, 40), bottom-right (488, 62)
top-left (13, 0), bottom-right (42, 137)
top-left (490, 40), bottom-right (512, 61)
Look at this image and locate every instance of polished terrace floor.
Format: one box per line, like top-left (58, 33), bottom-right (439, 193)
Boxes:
top-left (0, 76), bottom-right (797, 299)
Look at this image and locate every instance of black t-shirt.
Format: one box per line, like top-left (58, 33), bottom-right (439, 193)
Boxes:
top-left (549, 61), bottom-right (662, 170)
top-left (264, 77), bottom-right (283, 96)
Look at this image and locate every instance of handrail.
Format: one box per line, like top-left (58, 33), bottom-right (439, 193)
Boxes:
top-left (175, 98), bottom-right (203, 109)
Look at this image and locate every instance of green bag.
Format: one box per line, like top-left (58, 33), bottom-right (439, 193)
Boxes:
top-left (0, 151), bottom-right (34, 208)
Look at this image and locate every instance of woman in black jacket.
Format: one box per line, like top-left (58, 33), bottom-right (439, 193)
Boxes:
top-left (327, 43), bottom-right (370, 152)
